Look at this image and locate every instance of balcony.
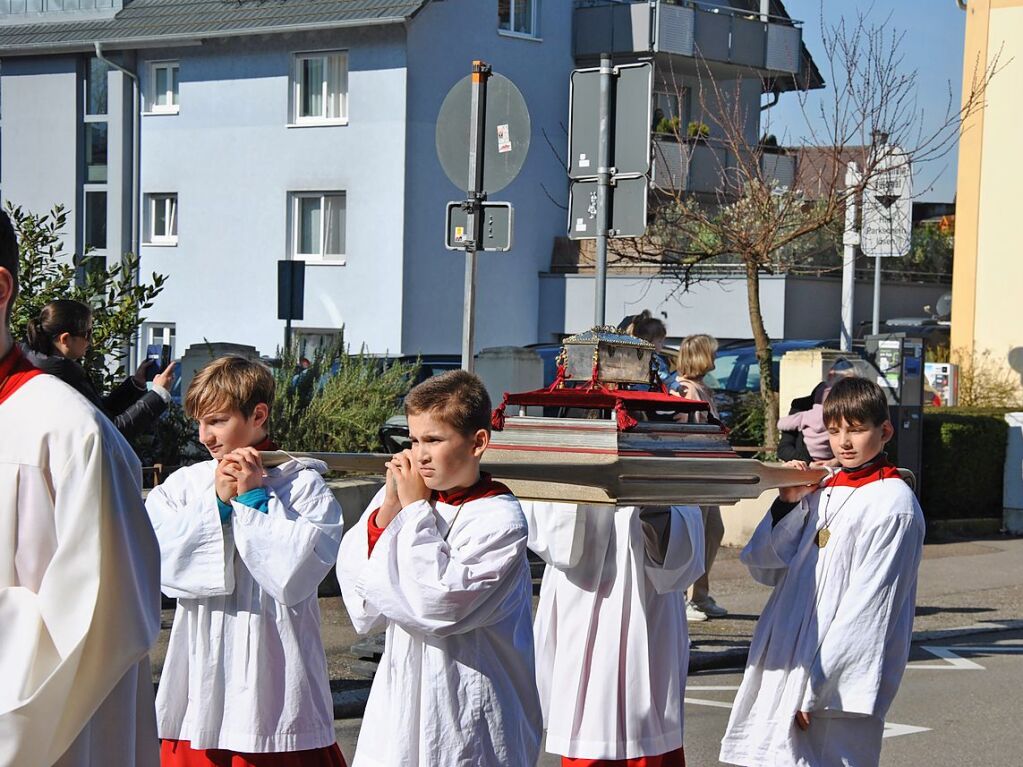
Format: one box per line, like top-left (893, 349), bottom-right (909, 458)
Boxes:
top-left (0, 0), bottom-right (121, 18)
top-left (651, 136), bottom-right (796, 195)
top-left (575, 0), bottom-right (803, 76)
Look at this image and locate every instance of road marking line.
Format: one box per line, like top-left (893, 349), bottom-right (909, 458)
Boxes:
top-left (687, 685), bottom-right (741, 691)
top-left (684, 697), bottom-right (735, 709)
top-left (909, 644), bottom-right (1023, 670)
top-left (883, 723), bottom-right (931, 739)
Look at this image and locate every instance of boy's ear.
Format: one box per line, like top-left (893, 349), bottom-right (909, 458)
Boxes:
top-left (881, 419), bottom-right (895, 444)
top-left (472, 428), bottom-right (490, 457)
top-left (0, 268), bottom-right (13, 323)
top-left (251, 402), bottom-right (269, 430)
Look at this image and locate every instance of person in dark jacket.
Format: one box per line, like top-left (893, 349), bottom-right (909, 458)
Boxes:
top-left (21, 299), bottom-right (175, 440)
top-left (776, 358), bottom-right (857, 465)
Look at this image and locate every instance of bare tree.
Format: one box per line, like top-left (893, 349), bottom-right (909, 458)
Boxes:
top-left (612, 11), bottom-right (999, 448)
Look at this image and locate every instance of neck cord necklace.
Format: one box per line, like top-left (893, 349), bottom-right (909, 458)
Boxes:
top-left (815, 458), bottom-right (884, 547)
top-left (440, 499), bottom-right (467, 543)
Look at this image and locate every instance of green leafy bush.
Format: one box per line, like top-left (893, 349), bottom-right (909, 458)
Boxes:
top-left (271, 334), bottom-right (419, 454)
top-left (921, 408), bottom-right (1011, 520)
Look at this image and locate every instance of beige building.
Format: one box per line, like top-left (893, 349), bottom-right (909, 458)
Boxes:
top-left (952, 0), bottom-right (1023, 379)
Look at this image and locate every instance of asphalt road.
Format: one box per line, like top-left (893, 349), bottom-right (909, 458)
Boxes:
top-left (334, 627), bottom-right (1023, 766)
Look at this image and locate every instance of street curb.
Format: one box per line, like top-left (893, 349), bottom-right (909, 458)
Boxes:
top-left (910, 618), bottom-right (1023, 643)
top-left (689, 647), bottom-right (749, 673)
top-left (333, 688), bottom-right (372, 719)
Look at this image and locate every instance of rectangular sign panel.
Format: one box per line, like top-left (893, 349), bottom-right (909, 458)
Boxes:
top-left (568, 177), bottom-right (649, 240)
top-left (445, 201), bottom-right (514, 252)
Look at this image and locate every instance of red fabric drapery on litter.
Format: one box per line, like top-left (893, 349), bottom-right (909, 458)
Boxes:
top-left (490, 364), bottom-right (710, 432)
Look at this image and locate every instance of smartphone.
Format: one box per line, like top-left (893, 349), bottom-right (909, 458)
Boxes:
top-left (145, 344), bottom-right (171, 382)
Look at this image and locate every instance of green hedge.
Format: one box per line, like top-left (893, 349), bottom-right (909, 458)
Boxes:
top-left (921, 408), bottom-right (1012, 520)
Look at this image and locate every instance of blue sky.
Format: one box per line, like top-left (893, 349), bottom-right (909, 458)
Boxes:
top-left (769, 0), bottom-right (967, 201)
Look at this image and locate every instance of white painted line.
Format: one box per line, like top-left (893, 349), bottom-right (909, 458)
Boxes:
top-left (909, 643), bottom-right (1023, 670)
top-left (684, 697), bottom-right (736, 709)
top-left (883, 723), bottom-right (931, 739)
top-left (687, 685), bottom-right (742, 691)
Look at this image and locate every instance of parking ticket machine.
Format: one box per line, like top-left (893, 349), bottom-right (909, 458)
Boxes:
top-left (864, 334), bottom-right (925, 494)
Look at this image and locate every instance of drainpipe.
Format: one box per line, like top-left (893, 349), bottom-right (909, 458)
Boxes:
top-left (94, 42), bottom-right (141, 370)
top-left (760, 87), bottom-right (780, 111)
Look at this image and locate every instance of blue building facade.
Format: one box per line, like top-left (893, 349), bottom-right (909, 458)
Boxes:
top-left (0, 0), bottom-right (574, 360)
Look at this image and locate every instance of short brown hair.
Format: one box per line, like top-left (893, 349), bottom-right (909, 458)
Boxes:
top-left (676, 334), bottom-right (718, 378)
top-left (184, 355), bottom-right (275, 420)
top-left (405, 369), bottom-right (492, 436)
top-left (823, 376), bottom-right (890, 428)
top-left (0, 211), bottom-right (18, 321)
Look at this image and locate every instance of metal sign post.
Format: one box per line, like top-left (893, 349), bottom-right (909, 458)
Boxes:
top-left (460, 61), bottom-right (490, 374)
top-left (568, 59), bottom-right (653, 324)
top-left (861, 139), bottom-right (912, 335)
top-left (840, 162), bottom-right (860, 352)
top-left (435, 64), bottom-right (530, 373)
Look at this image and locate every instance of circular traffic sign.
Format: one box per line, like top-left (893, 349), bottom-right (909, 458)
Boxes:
top-left (435, 72), bottom-right (531, 195)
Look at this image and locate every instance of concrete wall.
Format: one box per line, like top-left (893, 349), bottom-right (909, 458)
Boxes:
top-left (538, 272), bottom-right (949, 344)
top-left (137, 28), bottom-right (409, 358)
top-left (401, 0), bottom-right (574, 355)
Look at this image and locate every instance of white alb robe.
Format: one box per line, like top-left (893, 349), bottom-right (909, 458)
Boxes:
top-left (522, 502), bottom-right (705, 760)
top-left (719, 473), bottom-right (925, 767)
top-left (338, 486), bottom-right (543, 767)
top-left (0, 373), bottom-right (161, 767)
top-left (146, 456), bottom-right (343, 752)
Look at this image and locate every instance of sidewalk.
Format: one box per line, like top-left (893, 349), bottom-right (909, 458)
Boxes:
top-left (149, 536), bottom-right (1023, 718)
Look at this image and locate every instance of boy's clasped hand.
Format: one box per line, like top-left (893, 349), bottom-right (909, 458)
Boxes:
top-left (215, 446), bottom-right (266, 503)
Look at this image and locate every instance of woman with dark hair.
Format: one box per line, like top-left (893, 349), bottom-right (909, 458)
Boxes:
top-left (22, 299), bottom-right (175, 439)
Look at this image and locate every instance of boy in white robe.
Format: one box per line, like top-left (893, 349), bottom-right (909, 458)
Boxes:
top-left (0, 209), bottom-right (162, 767)
top-left (338, 370), bottom-right (542, 766)
top-left (720, 376), bottom-right (925, 767)
top-left (146, 355), bottom-right (347, 767)
top-left (523, 502), bottom-right (704, 767)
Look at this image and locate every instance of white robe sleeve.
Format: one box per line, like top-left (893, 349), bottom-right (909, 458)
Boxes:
top-left (642, 505), bottom-right (706, 594)
top-left (231, 476), bottom-right (343, 607)
top-left (522, 501), bottom-right (587, 569)
top-left (337, 487), bottom-right (388, 635)
top-left (0, 432), bottom-right (161, 766)
top-left (740, 498), bottom-right (812, 586)
top-left (146, 477), bottom-right (236, 599)
top-left (800, 511), bottom-right (924, 717)
top-left (353, 497), bottom-right (528, 637)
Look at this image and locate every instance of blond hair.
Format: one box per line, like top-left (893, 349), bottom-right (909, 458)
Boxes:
top-left (184, 355), bottom-right (275, 420)
top-left (676, 334), bottom-right (718, 378)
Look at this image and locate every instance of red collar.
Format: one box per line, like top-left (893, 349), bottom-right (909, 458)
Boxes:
top-left (825, 457), bottom-right (904, 488)
top-left (0, 344), bottom-right (44, 406)
top-left (252, 436), bottom-right (279, 451)
top-left (435, 473), bottom-right (511, 505)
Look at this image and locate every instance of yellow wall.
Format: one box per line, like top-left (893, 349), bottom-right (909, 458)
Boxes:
top-left (952, 0), bottom-right (1023, 376)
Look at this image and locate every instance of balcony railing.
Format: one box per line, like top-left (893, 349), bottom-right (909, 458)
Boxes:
top-left (651, 136), bottom-right (796, 195)
top-left (0, 0), bottom-right (120, 17)
top-left (575, 0), bottom-right (803, 75)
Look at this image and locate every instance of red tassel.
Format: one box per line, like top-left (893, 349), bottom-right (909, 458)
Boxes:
top-left (491, 394), bottom-right (509, 431)
top-left (615, 401), bottom-right (638, 431)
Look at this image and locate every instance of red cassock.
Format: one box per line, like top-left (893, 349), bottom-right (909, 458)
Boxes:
top-left (161, 740), bottom-right (347, 767)
top-left (562, 746), bottom-right (686, 767)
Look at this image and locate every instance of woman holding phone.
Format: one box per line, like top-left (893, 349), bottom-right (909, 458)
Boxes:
top-left (22, 299), bottom-right (175, 439)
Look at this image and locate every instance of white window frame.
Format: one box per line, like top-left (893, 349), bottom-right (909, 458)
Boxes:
top-left (144, 323), bottom-right (176, 356)
top-left (290, 51), bottom-right (349, 126)
top-left (148, 61), bottom-right (180, 114)
top-left (290, 191), bottom-right (347, 264)
top-left (146, 193), bottom-right (178, 246)
top-left (498, 0), bottom-right (541, 40)
top-left (83, 185), bottom-right (108, 255)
